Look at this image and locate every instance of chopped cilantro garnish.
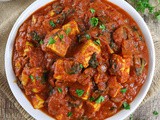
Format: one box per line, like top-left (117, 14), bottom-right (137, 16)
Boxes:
top-left (99, 24), bottom-right (106, 31)
top-left (154, 11), bottom-right (160, 20)
top-left (58, 34), bottom-right (64, 40)
top-left (90, 8), bottom-right (95, 14)
top-left (153, 111), bottom-right (159, 116)
top-left (129, 114), bottom-right (133, 120)
top-left (90, 17), bottom-right (99, 27)
top-left (95, 96), bottom-right (104, 104)
top-left (123, 102), bottom-right (130, 110)
top-left (41, 72), bottom-right (47, 84)
top-left (30, 31), bottom-right (42, 41)
top-left (79, 64), bottom-right (84, 69)
top-left (89, 53), bottom-right (99, 68)
top-left (85, 34), bottom-right (91, 40)
top-left (48, 37), bottom-right (56, 44)
top-left (89, 97), bottom-right (95, 102)
top-left (130, 0), bottom-right (160, 20)
top-left (120, 88), bottom-right (127, 94)
top-left (39, 40), bottom-right (44, 45)
top-left (94, 39), bottom-right (101, 45)
top-left (76, 89), bottom-right (84, 97)
top-left (49, 20), bottom-right (56, 28)
top-left (66, 28), bottom-right (71, 35)
top-left (57, 87), bottom-right (62, 93)
top-left (29, 75), bottom-right (34, 81)
top-left (67, 112), bottom-right (72, 117)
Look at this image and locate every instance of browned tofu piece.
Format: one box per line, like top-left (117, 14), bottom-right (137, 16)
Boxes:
top-left (31, 94), bottom-right (44, 109)
top-left (86, 101), bottom-right (101, 113)
top-left (74, 40), bottom-right (101, 68)
top-left (23, 41), bottom-right (33, 57)
top-left (109, 54), bottom-right (131, 83)
top-left (20, 68), bottom-right (30, 86)
top-left (45, 29), bottom-right (72, 57)
top-left (22, 67), bottom-right (46, 94)
top-left (54, 59), bottom-right (80, 82)
top-left (62, 20), bottom-right (80, 36)
top-left (107, 77), bottom-right (122, 98)
top-left (69, 82), bottom-right (92, 100)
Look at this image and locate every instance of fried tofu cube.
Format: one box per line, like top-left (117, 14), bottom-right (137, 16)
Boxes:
top-left (109, 54), bottom-right (131, 83)
top-left (21, 70), bottom-right (29, 86)
top-left (48, 10), bottom-right (55, 17)
top-left (46, 29), bottom-right (72, 57)
top-left (32, 15), bottom-right (37, 24)
top-left (62, 20), bottom-right (80, 36)
top-left (82, 82), bottom-right (92, 100)
top-left (56, 114), bottom-right (63, 120)
top-left (29, 67), bottom-right (46, 93)
top-left (86, 101), bottom-right (101, 112)
top-left (54, 59), bottom-right (79, 82)
top-left (74, 40), bottom-right (101, 68)
top-left (23, 41), bottom-right (33, 56)
top-left (31, 94), bottom-right (44, 109)
top-left (69, 82), bottom-right (92, 100)
top-left (107, 77), bottom-right (122, 97)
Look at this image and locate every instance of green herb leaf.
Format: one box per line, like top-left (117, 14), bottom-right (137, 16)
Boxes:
top-left (156, 14), bottom-right (160, 20)
top-left (67, 63), bottom-right (82, 75)
top-left (85, 34), bottom-right (91, 40)
top-left (67, 112), bottom-right (72, 117)
top-left (29, 75), bottom-right (34, 81)
top-left (94, 39), bottom-right (101, 46)
top-left (66, 28), bottom-right (71, 35)
top-left (129, 114), bottom-right (133, 120)
top-left (58, 34), bottom-right (64, 40)
top-left (135, 58), bottom-right (146, 76)
top-left (132, 26), bottom-right (138, 31)
top-left (153, 111), bottom-right (159, 116)
top-left (89, 97), bottom-right (95, 102)
top-left (30, 31), bottom-right (42, 41)
top-left (57, 87), bottom-right (62, 93)
top-left (49, 20), bottom-right (56, 28)
top-left (79, 64), bottom-right (84, 69)
top-left (120, 88), bottom-right (127, 94)
top-left (132, 0), bottom-right (154, 13)
top-left (39, 40), bottom-right (44, 45)
top-left (95, 96), bottom-right (104, 104)
top-left (76, 89), bottom-right (84, 97)
top-left (90, 17), bottom-right (99, 27)
top-left (154, 11), bottom-right (160, 20)
top-left (90, 8), bottom-right (95, 14)
top-left (41, 72), bottom-right (48, 84)
top-left (48, 37), bottom-right (56, 44)
top-left (129, 0), bottom-right (160, 20)
top-left (89, 53), bottom-right (99, 68)
top-left (123, 102), bottom-right (130, 110)
top-left (99, 24), bottom-right (106, 31)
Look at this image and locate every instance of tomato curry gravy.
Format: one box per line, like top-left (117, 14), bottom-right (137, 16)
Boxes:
top-left (13, 0), bottom-right (149, 119)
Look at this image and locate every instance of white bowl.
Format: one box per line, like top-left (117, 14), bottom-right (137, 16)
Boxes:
top-left (5, 0), bottom-right (155, 120)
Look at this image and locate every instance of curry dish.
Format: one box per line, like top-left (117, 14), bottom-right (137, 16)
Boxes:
top-left (13, 0), bottom-right (149, 119)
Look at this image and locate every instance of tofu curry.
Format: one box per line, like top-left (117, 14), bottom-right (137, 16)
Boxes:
top-left (13, 0), bottom-right (149, 119)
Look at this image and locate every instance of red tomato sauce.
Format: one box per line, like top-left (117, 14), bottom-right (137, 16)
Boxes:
top-left (13, 0), bottom-right (149, 119)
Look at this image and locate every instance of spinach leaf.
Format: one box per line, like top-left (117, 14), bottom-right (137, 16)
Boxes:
top-left (89, 53), bottom-right (99, 68)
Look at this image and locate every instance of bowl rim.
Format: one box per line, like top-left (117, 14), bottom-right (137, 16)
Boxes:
top-left (5, 0), bottom-right (155, 120)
